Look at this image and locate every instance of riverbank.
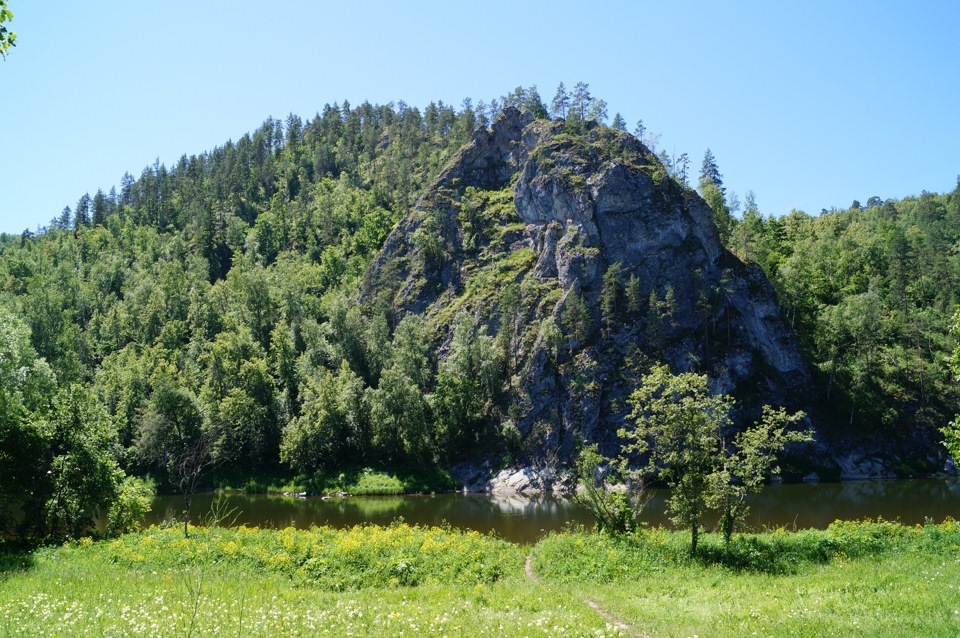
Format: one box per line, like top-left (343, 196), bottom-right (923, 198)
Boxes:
top-left (206, 466), bottom-right (458, 497)
top-left (145, 478), bottom-right (960, 545)
top-left (2, 519), bottom-right (959, 636)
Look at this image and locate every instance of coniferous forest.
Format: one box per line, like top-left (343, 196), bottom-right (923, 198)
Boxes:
top-left (2, 85), bottom-right (958, 540)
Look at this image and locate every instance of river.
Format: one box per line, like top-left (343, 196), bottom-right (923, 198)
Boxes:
top-left (148, 478), bottom-right (960, 544)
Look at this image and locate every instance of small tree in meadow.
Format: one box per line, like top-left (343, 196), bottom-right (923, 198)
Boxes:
top-left (573, 444), bottom-right (644, 536)
top-left (620, 364), bottom-right (811, 553)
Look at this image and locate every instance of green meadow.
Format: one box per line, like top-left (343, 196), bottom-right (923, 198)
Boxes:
top-left (2, 519), bottom-right (960, 637)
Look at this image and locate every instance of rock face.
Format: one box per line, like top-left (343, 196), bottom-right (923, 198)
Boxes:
top-left (364, 107), bottom-right (813, 480)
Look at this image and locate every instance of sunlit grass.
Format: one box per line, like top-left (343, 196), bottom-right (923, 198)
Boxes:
top-left (0, 524), bottom-right (619, 637)
top-left (532, 518), bottom-right (960, 636)
top-left (0, 566), bottom-right (620, 636)
top-left (3, 519), bottom-right (960, 636)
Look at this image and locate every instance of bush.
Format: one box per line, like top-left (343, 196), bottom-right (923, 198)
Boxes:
top-left (106, 476), bottom-right (154, 536)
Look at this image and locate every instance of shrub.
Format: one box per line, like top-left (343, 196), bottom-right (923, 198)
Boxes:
top-left (106, 476), bottom-right (154, 536)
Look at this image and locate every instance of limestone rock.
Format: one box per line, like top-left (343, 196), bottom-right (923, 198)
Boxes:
top-left (364, 107), bottom-right (814, 471)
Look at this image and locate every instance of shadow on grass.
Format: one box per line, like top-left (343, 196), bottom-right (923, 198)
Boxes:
top-left (693, 534), bottom-right (840, 574)
top-left (0, 549), bottom-right (36, 580)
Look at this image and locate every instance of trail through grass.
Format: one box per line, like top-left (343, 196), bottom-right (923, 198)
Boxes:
top-left (532, 519), bottom-right (960, 637)
top-left (0, 524), bottom-right (622, 637)
top-left (3, 519), bottom-right (960, 636)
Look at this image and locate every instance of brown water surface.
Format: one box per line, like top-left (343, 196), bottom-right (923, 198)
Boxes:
top-left (148, 478), bottom-right (960, 544)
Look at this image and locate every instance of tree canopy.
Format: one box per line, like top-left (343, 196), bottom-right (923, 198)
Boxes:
top-left (620, 364), bottom-right (810, 552)
top-left (1, 85), bottom-right (957, 545)
top-left (0, 0), bottom-right (15, 60)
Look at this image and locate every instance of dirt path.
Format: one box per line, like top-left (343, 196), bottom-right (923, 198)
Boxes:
top-left (523, 554), bottom-right (647, 637)
top-left (523, 555), bottom-right (540, 585)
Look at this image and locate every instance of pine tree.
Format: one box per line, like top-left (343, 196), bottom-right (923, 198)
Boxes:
top-left (571, 82), bottom-right (592, 120)
top-left (551, 82), bottom-right (569, 119)
top-left (56, 206), bottom-right (72, 230)
top-left (676, 153), bottom-right (690, 187)
top-left (626, 274), bottom-right (642, 316)
top-left (92, 189), bottom-right (109, 226)
top-left (601, 262), bottom-right (624, 335)
top-left (634, 119), bottom-right (645, 141)
top-left (522, 85), bottom-right (549, 119)
top-left (587, 98), bottom-right (608, 124)
top-left (699, 149), bottom-right (733, 243)
top-left (74, 193), bottom-right (91, 229)
top-left (561, 292), bottom-right (592, 349)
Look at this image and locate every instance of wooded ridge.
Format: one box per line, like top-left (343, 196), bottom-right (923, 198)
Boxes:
top-left (2, 86), bottom-right (957, 538)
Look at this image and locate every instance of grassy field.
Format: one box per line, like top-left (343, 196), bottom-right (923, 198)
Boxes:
top-left (532, 519), bottom-right (960, 637)
top-left (2, 519), bottom-right (959, 636)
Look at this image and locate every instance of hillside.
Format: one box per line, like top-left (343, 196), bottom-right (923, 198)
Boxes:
top-left (362, 107), bottom-right (811, 487)
top-left (1, 90), bottom-right (957, 535)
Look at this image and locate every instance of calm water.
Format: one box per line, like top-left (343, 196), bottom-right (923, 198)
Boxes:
top-left (148, 479), bottom-right (960, 544)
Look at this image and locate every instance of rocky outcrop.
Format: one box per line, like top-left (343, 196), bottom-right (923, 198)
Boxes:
top-left (364, 107), bottom-right (815, 484)
top-left (449, 461), bottom-right (573, 494)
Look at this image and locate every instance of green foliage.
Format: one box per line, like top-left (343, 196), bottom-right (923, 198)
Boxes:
top-left (644, 286), bottom-right (677, 354)
top-left (280, 360), bottom-right (368, 472)
top-left (98, 523), bottom-right (519, 590)
top-left (0, 0), bottom-right (15, 60)
top-left (0, 310), bottom-right (56, 515)
top-left (560, 291), bottom-right (592, 350)
top-left (599, 261), bottom-right (624, 335)
top-left (432, 315), bottom-right (503, 462)
top-left (0, 312), bottom-right (127, 542)
top-left (373, 368), bottom-right (432, 461)
top-left (707, 406), bottom-right (813, 545)
top-left (943, 417), bottom-right (960, 464)
top-left (621, 364), bottom-right (732, 553)
top-left (942, 309), bottom-right (960, 461)
top-left (572, 444), bottom-right (641, 536)
top-left (700, 178), bottom-right (734, 244)
top-left (621, 365), bottom-right (810, 553)
top-left (41, 386), bottom-right (124, 539)
top-left (734, 193), bottom-right (960, 436)
top-left (345, 468), bottom-right (406, 495)
top-left (106, 476), bottom-right (154, 536)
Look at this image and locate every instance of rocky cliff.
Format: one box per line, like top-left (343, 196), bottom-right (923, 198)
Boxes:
top-left (363, 108), bottom-right (813, 486)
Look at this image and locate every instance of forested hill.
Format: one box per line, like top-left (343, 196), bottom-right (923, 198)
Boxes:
top-left (730, 191), bottom-right (960, 446)
top-left (1, 86), bottom-right (957, 530)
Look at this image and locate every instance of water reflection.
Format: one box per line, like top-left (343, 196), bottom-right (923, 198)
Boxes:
top-left (148, 478), bottom-right (960, 544)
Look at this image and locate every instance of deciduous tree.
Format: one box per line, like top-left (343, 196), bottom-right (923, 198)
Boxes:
top-left (620, 364), bottom-right (809, 553)
top-left (0, 0), bottom-right (15, 59)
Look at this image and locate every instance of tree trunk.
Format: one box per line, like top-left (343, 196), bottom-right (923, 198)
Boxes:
top-left (183, 493), bottom-right (192, 538)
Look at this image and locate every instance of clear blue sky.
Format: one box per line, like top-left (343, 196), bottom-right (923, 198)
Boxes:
top-left (1, 1), bottom-right (958, 234)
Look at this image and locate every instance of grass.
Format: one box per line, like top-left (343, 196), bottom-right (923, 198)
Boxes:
top-left (210, 466), bottom-right (456, 497)
top-left (0, 524), bottom-right (617, 637)
top-left (532, 519), bottom-right (960, 636)
top-left (2, 519), bottom-right (960, 636)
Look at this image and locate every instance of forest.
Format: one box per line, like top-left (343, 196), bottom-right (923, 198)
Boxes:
top-left (2, 83), bottom-right (958, 541)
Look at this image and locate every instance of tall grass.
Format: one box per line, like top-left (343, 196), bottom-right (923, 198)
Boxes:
top-left (96, 522), bottom-right (519, 590)
top-left (2, 519), bottom-right (959, 636)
